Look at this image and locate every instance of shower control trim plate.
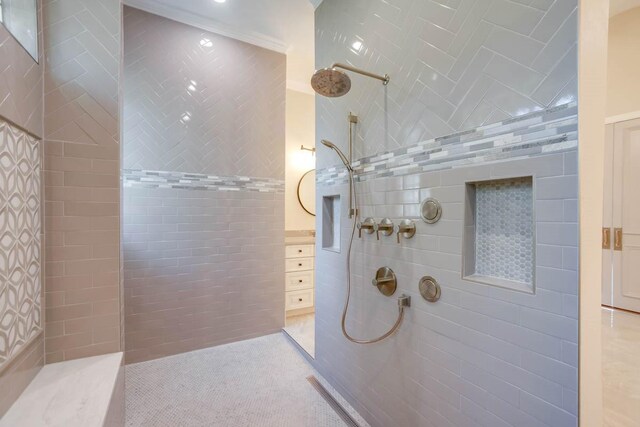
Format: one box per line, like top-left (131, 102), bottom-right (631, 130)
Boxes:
top-left (420, 198), bottom-right (442, 224)
top-left (358, 217), bottom-right (376, 238)
top-left (396, 219), bottom-right (416, 243)
top-left (376, 218), bottom-right (394, 240)
top-left (372, 267), bottom-right (397, 297)
top-left (419, 276), bottom-right (441, 302)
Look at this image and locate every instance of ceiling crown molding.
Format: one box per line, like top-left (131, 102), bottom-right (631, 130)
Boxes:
top-left (308, 0), bottom-right (324, 9)
top-left (124, 0), bottom-right (289, 53)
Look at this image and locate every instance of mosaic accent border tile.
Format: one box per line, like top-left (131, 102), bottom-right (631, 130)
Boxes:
top-left (123, 169), bottom-right (285, 193)
top-left (317, 103), bottom-right (578, 186)
top-left (0, 120), bottom-right (42, 372)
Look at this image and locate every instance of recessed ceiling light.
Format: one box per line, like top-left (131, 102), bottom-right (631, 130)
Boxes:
top-left (214, 0), bottom-right (226, 3)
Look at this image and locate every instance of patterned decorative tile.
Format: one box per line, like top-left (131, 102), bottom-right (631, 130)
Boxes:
top-left (318, 102), bottom-right (577, 185)
top-left (0, 119), bottom-right (42, 371)
top-left (123, 169), bottom-right (284, 193)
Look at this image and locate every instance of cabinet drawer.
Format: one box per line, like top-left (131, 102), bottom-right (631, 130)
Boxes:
top-left (285, 289), bottom-right (314, 311)
top-left (285, 257), bottom-right (314, 272)
top-left (286, 271), bottom-right (314, 292)
top-left (286, 244), bottom-right (315, 259)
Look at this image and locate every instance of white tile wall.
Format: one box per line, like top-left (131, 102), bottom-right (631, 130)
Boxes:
top-left (315, 151), bottom-right (578, 427)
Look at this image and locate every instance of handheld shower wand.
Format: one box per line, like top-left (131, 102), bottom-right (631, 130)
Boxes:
top-left (320, 138), bottom-right (409, 345)
top-left (321, 140), bottom-right (352, 172)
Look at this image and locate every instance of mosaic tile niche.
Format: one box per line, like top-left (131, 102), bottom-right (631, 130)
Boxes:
top-left (0, 120), bottom-right (42, 371)
top-left (464, 176), bottom-right (535, 293)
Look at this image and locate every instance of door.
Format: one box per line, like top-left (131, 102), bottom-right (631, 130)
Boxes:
top-left (608, 118), bottom-right (640, 313)
top-left (602, 125), bottom-right (614, 307)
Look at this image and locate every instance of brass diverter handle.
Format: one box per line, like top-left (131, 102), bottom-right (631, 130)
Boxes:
top-left (375, 218), bottom-right (394, 240)
top-left (357, 217), bottom-right (376, 238)
top-left (396, 219), bottom-right (416, 243)
top-left (371, 267), bottom-right (397, 296)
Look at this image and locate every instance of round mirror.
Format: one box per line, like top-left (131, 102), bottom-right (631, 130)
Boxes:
top-left (297, 169), bottom-right (316, 216)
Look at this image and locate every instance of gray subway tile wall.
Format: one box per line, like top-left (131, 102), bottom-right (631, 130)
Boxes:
top-left (315, 0), bottom-right (579, 426)
top-left (122, 7), bottom-right (286, 363)
top-left (316, 151), bottom-right (578, 427)
top-left (43, 0), bottom-right (123, 363)
top-left (123, 188), bottom-right (285, 363)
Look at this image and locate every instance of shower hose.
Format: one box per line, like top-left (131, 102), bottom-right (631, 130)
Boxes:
top-left (341, 169), bottom-right (408, 344)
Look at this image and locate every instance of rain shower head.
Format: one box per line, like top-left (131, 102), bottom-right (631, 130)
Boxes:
top-left (311, 68), bottom-right (352, 97)
top-left (321, 140), bottom-right (352, 172)
top-left (311, 63), bottom-right (389, 98)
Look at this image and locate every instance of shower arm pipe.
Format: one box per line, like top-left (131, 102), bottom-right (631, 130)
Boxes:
top-left (331, 63), bottom-right (390, 85)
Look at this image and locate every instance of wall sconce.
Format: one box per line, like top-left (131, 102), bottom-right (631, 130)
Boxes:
top-left (301, 145), bottom-right (316, 155)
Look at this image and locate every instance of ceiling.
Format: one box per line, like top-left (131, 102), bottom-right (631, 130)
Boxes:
top-left (124, 0), bottom-right (318, 93)
top-left (610, 0), bottom-right (640, 16)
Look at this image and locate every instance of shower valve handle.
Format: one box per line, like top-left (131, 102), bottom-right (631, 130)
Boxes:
top-left (357, 218), bottom-right (376, 238)
top-left (376, 218), bottom-right (394, 240)
top-left (396, 220), bottom-right (416, 244)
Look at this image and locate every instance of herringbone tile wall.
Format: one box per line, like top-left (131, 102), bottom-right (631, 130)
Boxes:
top-left (315, 0), bottom-right (578, 169)
top-left (121, 8), bottom-right (286, 363)
top-left (122, 7), bottom-right (286, 178)
top-left (43, 0), bottom-right (122, 363)
top-left (0, 3), bottom-right (43, 137)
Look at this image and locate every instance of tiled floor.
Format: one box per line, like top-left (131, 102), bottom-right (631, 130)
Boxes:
top-left (125, 333), bottom-right (365, 427)
top-left (284, 313), bottom-right (315, 357)
top-left (602, 307), bottom-right (640, 427)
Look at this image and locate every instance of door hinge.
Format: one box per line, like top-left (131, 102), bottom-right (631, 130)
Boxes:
top-left (602, 227), bottom-right (611, 249)
top-left (614, 228), bottom-right (623, 251)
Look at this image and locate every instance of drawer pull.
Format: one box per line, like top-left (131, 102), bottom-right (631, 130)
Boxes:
top-left (298, 298), bottom-right (303, 302)
top-left (299, 280), bottom-right (303, 283)
top-left (298, 263), bottom-right (302, 267)
top-left (298, 249), bottom-right (303, 253)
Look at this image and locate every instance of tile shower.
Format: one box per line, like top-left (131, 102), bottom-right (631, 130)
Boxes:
top-left (314, 0), bottom-right (579, 426)
top-left (0, 0), bottom-right (587, 425)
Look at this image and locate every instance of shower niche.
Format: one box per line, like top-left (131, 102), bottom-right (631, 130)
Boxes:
top-left (322, 195), bottom-right (341, 252)
top-left (463, 176), bottom-right (535, 294)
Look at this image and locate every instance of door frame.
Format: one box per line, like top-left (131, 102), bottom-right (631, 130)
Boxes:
top-left (602, 118), bottom-right (640, 314)
top-left (577, 1), bottom-right (609, 425)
